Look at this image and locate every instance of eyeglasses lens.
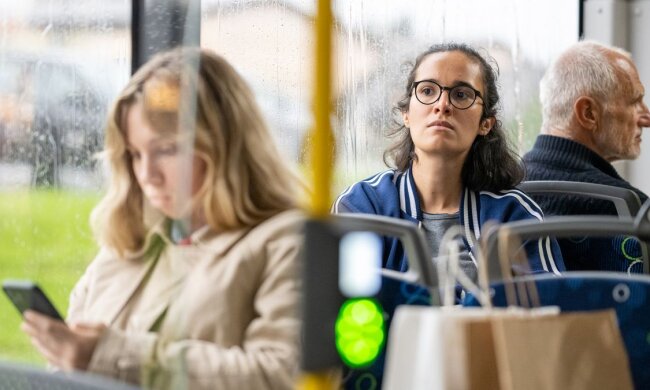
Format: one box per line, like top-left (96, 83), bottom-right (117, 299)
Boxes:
top-left (415, 81), bottom-right (477, 109)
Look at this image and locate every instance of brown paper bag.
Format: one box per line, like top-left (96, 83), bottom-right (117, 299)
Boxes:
top-left (441, 307), bottom-right (558, 390)
top-left (464, 317), bottom-right (499, 390)
top-left (491, 309), bottom-right (633, 390)
top-left (384, 306), bottom-right (515, 390)
top-left (444, 313), bottom-right (499, 390)
top-left (439, 308), bottom-right (633, 390)
top-left (483, 227), bottom-right (633, 389)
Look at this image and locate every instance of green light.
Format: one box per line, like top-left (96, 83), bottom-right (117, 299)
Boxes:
top-left (335, 298), bottom-right (385, 368)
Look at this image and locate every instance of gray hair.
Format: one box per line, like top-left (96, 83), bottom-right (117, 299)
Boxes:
top-left (539, 41), bottom-right (631, 132)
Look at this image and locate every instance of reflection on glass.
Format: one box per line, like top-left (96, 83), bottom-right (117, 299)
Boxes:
top-left (200, 0), bottom-right (578, 191)
top-left (0, 0), bottom-right (581, 367)
top-left (0, 0), bottom-right (129, 364)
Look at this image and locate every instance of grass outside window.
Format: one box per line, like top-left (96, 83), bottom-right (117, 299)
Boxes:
top-left (0, 190), bottom-right (99, 364)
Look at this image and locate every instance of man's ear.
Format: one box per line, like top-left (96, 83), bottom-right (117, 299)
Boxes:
top-left (574, 96), bottom-right (600, 130)
top-left (479, 116), bottom-right (495, 135)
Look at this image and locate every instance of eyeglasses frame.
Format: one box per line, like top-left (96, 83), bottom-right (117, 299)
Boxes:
top-left (411, 79), bottom-right (485, 111)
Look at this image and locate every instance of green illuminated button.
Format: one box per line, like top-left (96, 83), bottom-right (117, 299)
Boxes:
top-left (335, 298), bottom-right (385, 368)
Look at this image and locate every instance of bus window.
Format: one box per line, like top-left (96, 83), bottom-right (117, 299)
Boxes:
top-left (200, 0), bottom-right (579, 191)
top-left (0, 0), bottom-right (129, 364)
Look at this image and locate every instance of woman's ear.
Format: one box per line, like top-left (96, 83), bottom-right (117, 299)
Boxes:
top-left (479, 116), bottom-right (495, 135)
top-left (402, 110), bottom-right (410, 128)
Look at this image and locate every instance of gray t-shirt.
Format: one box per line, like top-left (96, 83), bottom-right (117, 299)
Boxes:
top-left (421, 212), bottom-right (477, 283)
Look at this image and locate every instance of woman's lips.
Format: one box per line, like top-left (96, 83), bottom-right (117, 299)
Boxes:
top-left (427, 120), bottom-right (454, 130)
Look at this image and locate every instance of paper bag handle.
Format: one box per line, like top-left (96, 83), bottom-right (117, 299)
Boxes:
top-left (497, 226), bottom-right (541, 308)
top-left (438, 225), bottom-right (491, 307)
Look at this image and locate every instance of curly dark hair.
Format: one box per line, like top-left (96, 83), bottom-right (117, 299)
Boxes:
top-left (383, 42), bottom-right (524, 192)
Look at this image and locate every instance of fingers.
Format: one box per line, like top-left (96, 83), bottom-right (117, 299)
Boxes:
top-left (30, 336), bottom-right (67, 369)
top-left (21, 311), bottom-right (71, 369)
top-left (21, 311), bottom-right (101, 372)
top-left (22, 311), bottom-right (75, 369)
top-left (23, 310), bottom-right (48, 326)
top-left (22, 310), bottom-right (69, 341)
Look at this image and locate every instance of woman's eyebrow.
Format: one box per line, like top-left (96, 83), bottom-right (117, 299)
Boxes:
top-left (448, 80), bottom-right (478, 89)
top-left (125, 137), bottom-right (170, 151)
top-left (419, 78), bottom-right (478, 89)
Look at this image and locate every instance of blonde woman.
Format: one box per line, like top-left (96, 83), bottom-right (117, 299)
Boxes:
top-left (21, 47), bottom-right (304, 389)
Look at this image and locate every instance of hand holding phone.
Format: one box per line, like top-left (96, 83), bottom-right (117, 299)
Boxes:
top-left (2, 280), bottom-right (64, 321)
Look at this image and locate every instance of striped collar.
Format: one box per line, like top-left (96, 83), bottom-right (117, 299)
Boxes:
top-left (397, 166), bottom-right (480, 253)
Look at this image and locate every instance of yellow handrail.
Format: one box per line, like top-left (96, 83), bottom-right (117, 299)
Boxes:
top-left (296, 371), bottom-right (339, 390)
top-left (309, 0), bottom-right (334, 218)
top-left (298, 0), bottom-right (337, 388)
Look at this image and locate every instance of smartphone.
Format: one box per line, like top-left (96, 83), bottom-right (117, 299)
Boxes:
top-left (2, 280), bottom-right (64, 321)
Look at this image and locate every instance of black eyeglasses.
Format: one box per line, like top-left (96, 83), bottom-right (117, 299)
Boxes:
top-left (411, 79), bottom-right (484, 110)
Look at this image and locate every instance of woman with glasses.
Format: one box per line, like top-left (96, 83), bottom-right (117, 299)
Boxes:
top-left (333, 43), bottom-right (565, 388)
top-left (20, 48), bottom-right (303, 389)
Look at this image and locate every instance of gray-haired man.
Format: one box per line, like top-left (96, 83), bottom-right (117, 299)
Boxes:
top-left (523, 40), bottom-right (650, 272)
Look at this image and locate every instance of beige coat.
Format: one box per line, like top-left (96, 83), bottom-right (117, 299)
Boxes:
top-left (68, 210), bottom-right (304, 389)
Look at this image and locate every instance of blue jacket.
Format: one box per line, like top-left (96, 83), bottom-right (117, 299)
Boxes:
top-left (332, 167), bottom-right (565, 390)
top-left (333, 167), bottom-right (565, 275)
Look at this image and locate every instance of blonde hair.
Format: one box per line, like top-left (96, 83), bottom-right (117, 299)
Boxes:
top-left (92, 47), bottom-right (299, 257)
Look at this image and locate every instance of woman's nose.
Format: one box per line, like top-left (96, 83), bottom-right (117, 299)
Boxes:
top-left (138, 156), bottom-right (161, 185)
top-left (433, 90), bottom-right (452, 113)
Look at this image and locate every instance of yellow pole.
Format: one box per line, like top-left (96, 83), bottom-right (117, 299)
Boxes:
top-left (309, 0), bottom-right (335, 218)
top-left (297, 0), bottom-right (337, 388)
top-left (296, 372), bottom-right (338, 390)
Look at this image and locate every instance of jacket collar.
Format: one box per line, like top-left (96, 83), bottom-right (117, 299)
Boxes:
top-left (399, 164), bottom-right (481, 251)
top-left (96, 230), bottom-right (166, 326)
top-left (460, 187), bottom-right (480, 253)
top-left (398, 166), bottom-right (422, 221)
top-left (139, 219), bottom-right (251, 259)
top-left (98, 220), bottom-right (251, 326)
